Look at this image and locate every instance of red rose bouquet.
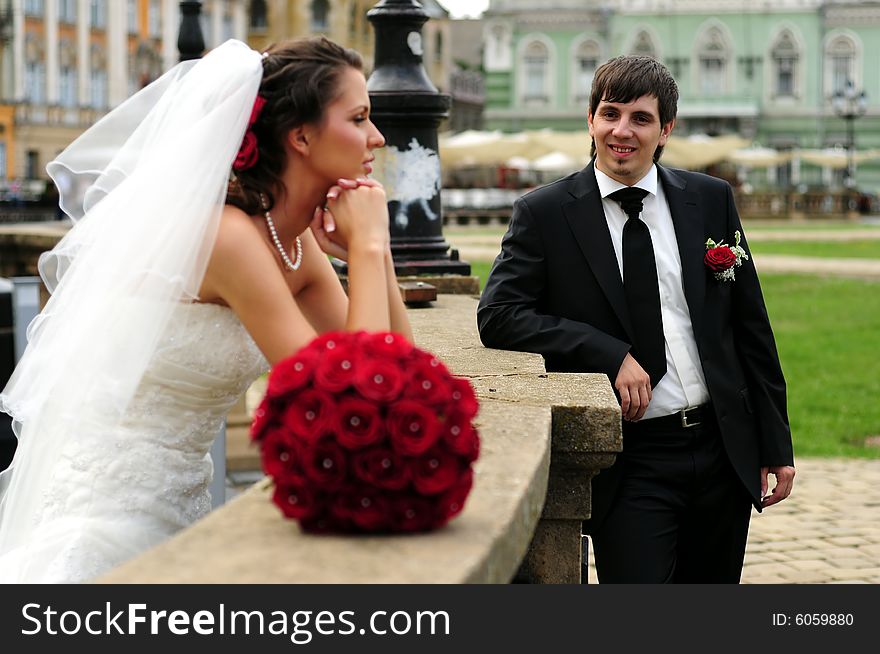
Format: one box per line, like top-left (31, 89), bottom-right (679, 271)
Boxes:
top-left (251, 331), bottom-right (480, 534)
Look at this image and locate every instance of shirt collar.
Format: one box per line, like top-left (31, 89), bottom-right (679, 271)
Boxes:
top-left (595, 164), bottom-right (658, 199)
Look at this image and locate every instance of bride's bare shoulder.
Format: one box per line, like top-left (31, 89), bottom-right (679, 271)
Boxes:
top-left (213, 204), bottom-right (264, 254)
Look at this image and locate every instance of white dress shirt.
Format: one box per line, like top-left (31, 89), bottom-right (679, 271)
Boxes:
top-left (595, 165), bottom-right (710, 419)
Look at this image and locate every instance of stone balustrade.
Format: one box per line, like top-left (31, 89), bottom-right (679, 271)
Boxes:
top-left (99, 295), bottom-right (620, 584)
top-left (0, 225), bottom-right (623, 583)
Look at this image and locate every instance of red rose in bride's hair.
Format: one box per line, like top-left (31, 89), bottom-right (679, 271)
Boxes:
top-left (232, 95), bottom-right (267, 172)
top-left (252, 331), bottom-right (480, 534)
top-left (233, 131), bottom-right (259, 171)
top-left (247, 95), bottom-right (267, 127)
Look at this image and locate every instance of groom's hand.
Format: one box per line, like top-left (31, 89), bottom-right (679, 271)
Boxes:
top-left (615, 353), bottom-right (652, 422)
top-left (760, 465), bottom-right (796, 508)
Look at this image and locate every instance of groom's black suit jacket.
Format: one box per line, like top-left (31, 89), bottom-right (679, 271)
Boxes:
top-left (477, 161), bottom-right (794, 529)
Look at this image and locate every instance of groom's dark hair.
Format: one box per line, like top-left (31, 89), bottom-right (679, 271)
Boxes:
top-left (226, 36), bottom-right (363, 215)
top-left (588, 56), bottom-right (679, 163)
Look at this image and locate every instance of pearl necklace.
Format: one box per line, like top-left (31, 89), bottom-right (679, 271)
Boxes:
top-left (261, 196), bottom-right (302, 272)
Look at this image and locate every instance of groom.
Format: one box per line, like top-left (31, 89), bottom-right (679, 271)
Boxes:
top-left (477, 56), bottom-right (795, 583)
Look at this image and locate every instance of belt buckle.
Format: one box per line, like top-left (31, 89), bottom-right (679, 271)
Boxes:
top-left (680, 407), bottom-right (701, 428)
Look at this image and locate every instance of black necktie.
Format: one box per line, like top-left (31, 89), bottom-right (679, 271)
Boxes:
top-left (608, 187), bottom-right (666, 388)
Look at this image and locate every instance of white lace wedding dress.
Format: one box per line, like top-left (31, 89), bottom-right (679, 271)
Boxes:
top-left (0, 302), bottom-right (268, 583)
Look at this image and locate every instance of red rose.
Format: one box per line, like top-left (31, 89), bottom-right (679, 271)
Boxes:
top-left (259, 427), bottom-right (302, 481)
top-left (390, 496), bottom-right (434, 532)
top-left (442, 413), bottom-right (480, 463)
top-left (248, 95), bottom-right (267, 127)
top-left (410, 448), bottom-right (460, 495)
top-left (361, 331), bottom-right (413, 361)
top-left (272, 478), bottom-right (319, 520)
top-left (332, 489), bottom-right (391, 531)
top-left (448, 377), bottom-right (479, 419)
top-left (282, 388), bottom-right (335, 441)
top-left (354, 357), bottom-right (406, 402)
top-left (250, 400), bottom-right (272, 441)
top-left (704, 245), bottom-right (736, 272)
top-left (387, 400), bottom-right (442, 456)
top-left (434, 468), bottom-right (474, 526)
top-left (351, 447), bottom-right (410, 491)
top-left (266, 348), bottom-right (320, 399)
top-left (233, 130), bottom-right (259, 171)
top-left (300, 437), bottom-right (348, 490)
top-left (335, 396), bottom-right (384, 450)
top-left (403, 362), bottom-right (452, 407)
top-left (314, 345), bottom-right (361, 393)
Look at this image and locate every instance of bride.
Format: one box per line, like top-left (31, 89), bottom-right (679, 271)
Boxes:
top-left (0, 37), bottom-right (411, 583)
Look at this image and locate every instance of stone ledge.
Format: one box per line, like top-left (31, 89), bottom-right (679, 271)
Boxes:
top-left (99, 398), bottom-right (551, 583)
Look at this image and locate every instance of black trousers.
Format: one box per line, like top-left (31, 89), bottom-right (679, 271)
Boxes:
top-left (590, 411), bottom-right (753, 583)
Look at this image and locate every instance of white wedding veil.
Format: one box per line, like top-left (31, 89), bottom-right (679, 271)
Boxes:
top-left (0, 40), bottom-right (262, 574)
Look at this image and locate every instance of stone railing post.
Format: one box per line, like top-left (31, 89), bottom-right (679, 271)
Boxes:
top-left (468, 372), bottom-right (622, 584)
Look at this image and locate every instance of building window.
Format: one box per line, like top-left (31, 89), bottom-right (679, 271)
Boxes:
top-left (698, 27), bottom-right (728, 95)
top-left (0, 142), bottom-right (6, 179)
top-left (827, 35), bottom-right (856, 95)
top-left (25, 61), bottom-right (46, 104)
top-left (523, 40), bottom-right (549, 103)
top-left (58, 0), bottom-right (77, 23)
top-left (772, 31), bottom-right (798, 98)
top-left (573, 39), bottom-right (600, 103)
top-left (250, 0), bottom-right (267, 30)
top-left (90, 68), bottom-right (107, 109)
top-left (24, 0), bottom-right (44, 17)
top-left (311, 0), bottom-right (329, 32)
top-left (90, 0), bottom-right (107, 29)
top-left (59, 66), bottom-right (77, 107)
top-left (632, 31), bottom-right (656, 58)
top-left (126, 0), bottom-right (137, 33)
top-left (26, 150), bottom-right (39, 180)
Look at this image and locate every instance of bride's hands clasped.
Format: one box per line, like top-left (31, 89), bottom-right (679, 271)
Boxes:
top-left (310, 177), bottom-right (389, 261)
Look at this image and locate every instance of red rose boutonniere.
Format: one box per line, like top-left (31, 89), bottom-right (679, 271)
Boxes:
top-left (704, 230), bottom-right (749, 282)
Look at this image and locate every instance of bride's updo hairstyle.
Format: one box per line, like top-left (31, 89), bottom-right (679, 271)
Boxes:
top-left (226, 36), bottom-right (363, 214)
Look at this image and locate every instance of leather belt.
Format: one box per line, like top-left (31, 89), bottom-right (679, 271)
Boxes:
top-left (630, 404), bottom-right (713, 431)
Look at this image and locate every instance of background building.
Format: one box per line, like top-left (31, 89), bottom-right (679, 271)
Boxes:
top-left (0, 1), bottom-right (464, 188)
top-left (482, 0), bottom-right (880, 192)
top-left (0, 0), bottom-right (248, 187)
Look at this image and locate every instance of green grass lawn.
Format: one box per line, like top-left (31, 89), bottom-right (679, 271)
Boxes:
top-left (749, 240), bottom-right (880, 259)
top-left (761, 274), bottom-right (880, 459)
top-left (467, 259), bottom-right (880, 458)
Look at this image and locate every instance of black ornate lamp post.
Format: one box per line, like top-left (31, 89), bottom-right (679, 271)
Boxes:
top-left (178, 1), bottom-right (205, 62)
top-left (364, 0), bottom-right (470, 277)
top-left (832, 79), bottom-right (867, 208)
